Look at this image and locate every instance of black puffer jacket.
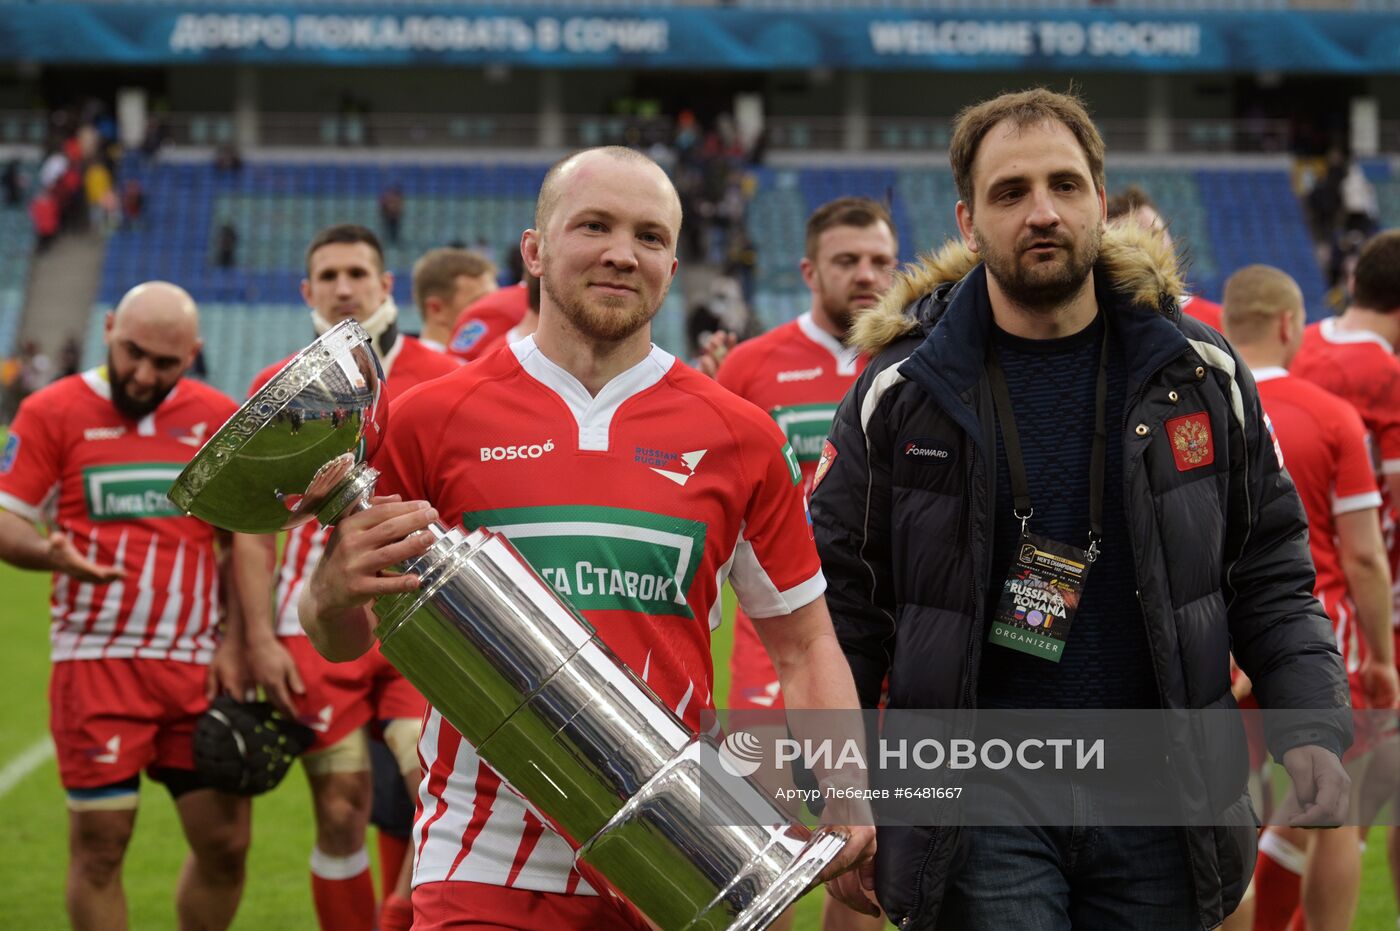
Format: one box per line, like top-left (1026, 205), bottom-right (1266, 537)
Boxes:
top-left (811, 226), bottom-right (1352, 931)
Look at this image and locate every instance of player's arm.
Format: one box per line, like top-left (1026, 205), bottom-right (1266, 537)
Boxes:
top-left (207, 528), bottom-right (250, 699)
top-left (749, 595), bottom-right (879, 918)
top-left (298, 496), bottom-right (438, 662)
top-left (232, 531), bottom-right (305, 713)
top-left (1335, 507), bottom-right (1398, 708)
top-left (0, 508), bottom-right (123, 582)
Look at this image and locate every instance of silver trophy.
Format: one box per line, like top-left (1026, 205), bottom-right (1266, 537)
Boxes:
top-left (169, 321), bottom-right (845, 930)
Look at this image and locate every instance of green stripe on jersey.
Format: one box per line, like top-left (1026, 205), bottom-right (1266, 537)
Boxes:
top-left (83, 463), bottom-right (186, 522)
top-left (463, 505), bottom-right (709, 619)
top-left (771, 403), bottom-right (839, 463)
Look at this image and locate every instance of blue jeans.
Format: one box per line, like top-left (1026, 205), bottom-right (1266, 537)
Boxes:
top-left (936, 784), bottom-right (1197, 930)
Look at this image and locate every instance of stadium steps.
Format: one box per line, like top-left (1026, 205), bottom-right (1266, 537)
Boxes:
top-left (20, 230), bottom-right (106, 364)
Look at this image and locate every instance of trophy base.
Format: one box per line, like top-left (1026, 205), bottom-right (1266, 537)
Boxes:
top-left (373, 526), bottom-right (851, 931)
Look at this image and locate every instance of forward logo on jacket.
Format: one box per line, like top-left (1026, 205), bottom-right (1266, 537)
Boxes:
top-left (1167, 413), bottom-right (1215, 471)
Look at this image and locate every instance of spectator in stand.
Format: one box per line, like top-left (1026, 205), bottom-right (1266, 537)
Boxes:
top-left (121, 178), bottom-right (145, 229)
top-left (1340, 161), bottom-right (1379, 238)
top-left (57, 335), bottom-right (82, 379)
top-left (18, 340), bottom-right (52, 401)
top-left (84, 158), bottom-right (117, 232)
top-left (30, 186), bottom-right (60, 252)
top-left (214, 143), bottom-right (243, 174)
top-left (378, 185), bottom-right (404, 246)
top-left (1106, 185), bottom-right (1224, 332)
top-left (215, 222), bottom-right (238, 269)
top-left (1306, 150), bottom-right (1346, 243)
top-left (140, 116), bottom-right (167, 159)
top-left (3, 158), bottom-right (25, 208)
top-left (410, 247), bottom-right (497, 353)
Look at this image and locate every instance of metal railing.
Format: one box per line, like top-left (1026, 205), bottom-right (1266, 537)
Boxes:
top-left (0, 109), bottom-right (1385, 157)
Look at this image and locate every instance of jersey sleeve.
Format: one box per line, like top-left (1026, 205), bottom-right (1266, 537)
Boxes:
top-left (448, 307), bottom-right (510, 361)
top-left (715, 342), bottom-right (755, 398)
top-left (1331, 402), bottom-right (1382, 515)
top-left (0, 392), bottom-right (63, 522)
top-left (727, 414), bottom-right (826, 618)
top-left (369, 389), bottom-right (434, 504)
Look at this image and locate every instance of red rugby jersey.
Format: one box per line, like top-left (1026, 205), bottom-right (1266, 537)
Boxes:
top-left (250, 334), bottom-right (461, 637)
top-left (717, 311), bottom-right (865, 708)
top-left (717, 312), bottom-right (866, 492)
top-left (1292, 318), bottom-right (1400, 615)
top-left (447, 283), bottom-right (529, 361)
top-left (377, 336), bottom-right (824, 893)
top-left (1181, 294), bottom-right (1223, 333)
top-left (1255, 368), bottom-right (1381, 672)
top-left (0, 370), bottom-right (237, 663)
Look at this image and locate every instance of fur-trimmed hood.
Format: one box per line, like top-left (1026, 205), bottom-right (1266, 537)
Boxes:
top-left (851, 222), bottom-right (1185, 355)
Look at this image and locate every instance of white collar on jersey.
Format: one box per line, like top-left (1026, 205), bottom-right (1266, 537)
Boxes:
top-left (510, 335), bottom-right (676, 452)
top-left (1320, 316), bottom-right (1394, 354)
top-left (81, 366), bottom-right (175, 436)
top-left (1249, 366), bottom-right (1288, 383)
top-left (797, 312), bottom-right (860, 376)
top-left (379, 331), bottom-right (406, 377)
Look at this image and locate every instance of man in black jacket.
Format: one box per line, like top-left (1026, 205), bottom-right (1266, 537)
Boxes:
top-left (811, 88), bottom-right (1352, 930)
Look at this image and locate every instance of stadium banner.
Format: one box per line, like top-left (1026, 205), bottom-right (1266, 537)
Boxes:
top-left (705, 707), bottom-right (1394, 826)
top-left (7, 6), bottom-right (1400, 71)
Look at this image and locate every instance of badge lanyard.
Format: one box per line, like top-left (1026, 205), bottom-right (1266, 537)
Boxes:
top-left (983, 318), bottom-right (1108, 662)
top-left (985, 319), bottom-right (1108, 563)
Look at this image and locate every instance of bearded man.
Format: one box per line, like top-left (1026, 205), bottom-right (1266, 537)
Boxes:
top-left (810, 88), bottom-right (1352, 931)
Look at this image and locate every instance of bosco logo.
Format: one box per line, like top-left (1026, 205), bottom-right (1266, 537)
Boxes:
top-left (480, 440), bottom-right (556, 462)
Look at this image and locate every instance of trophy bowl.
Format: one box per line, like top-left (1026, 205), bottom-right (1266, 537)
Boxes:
top-left (168, 321), bottom-right (386, 532)
top-left (169, 320), bottom-right (847, 930)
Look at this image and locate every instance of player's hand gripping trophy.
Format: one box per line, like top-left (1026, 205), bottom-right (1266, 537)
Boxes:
top-left (170, 321), bottom-right (847, 931)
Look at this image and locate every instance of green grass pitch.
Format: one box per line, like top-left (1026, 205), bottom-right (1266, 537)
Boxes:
top-left (0, 563), bottom-right (1396, 928)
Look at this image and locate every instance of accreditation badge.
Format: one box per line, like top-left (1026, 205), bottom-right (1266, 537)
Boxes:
top-left (988, 532), bottom-right (1091, 663)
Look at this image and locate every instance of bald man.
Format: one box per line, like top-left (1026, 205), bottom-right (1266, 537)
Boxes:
top-left (0, 282), bottom-right (251, 931)
top-left (300, 146), bottom-right (878, 928)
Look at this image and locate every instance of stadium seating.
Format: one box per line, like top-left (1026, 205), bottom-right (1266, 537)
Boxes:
top-left (89, 155), bottom-right (1334, 393)
top-left (0, 180), bottom-right (37, 361)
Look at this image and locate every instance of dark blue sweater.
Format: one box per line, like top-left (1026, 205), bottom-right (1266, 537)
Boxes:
top-left (978, 312), bottom-right (1159, 710)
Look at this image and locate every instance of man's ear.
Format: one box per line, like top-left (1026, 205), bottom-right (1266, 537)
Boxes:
top-left (521, 229), bottom-right (543, 278)
top-left (955, 201), bottom-right (979, 254)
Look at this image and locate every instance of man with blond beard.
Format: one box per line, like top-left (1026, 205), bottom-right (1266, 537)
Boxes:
top-left (300, 147), bottom-right (880, 927)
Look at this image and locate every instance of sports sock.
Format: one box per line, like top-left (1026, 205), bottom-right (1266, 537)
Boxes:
top-left (380, 892), bottom-right (414, 931)
top-left (1287, 907), bottom-right (1305, 931)
top-left (309, 846), bottom-right (375, 931)
top-left (376, 831), bottom-right (409, 899)
top-left (1253, 831), bottom-right (1305, 931)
